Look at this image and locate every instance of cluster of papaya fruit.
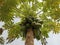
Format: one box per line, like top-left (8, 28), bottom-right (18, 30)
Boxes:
top-left (20, 16), bottom-right (43, 30)
top-left (0, 28), bottom-right (3, 35)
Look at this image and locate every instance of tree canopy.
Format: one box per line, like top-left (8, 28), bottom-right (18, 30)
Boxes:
top-left (0, 0), bottom-right (60, 43)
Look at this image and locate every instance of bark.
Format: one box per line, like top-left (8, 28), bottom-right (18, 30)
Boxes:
top-left (25, 28), bottom-right (34, 45)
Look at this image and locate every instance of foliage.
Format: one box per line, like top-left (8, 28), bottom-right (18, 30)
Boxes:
top-left (0, 0), bottom-right (60, 43)
top-left (0, 37), bottom-right (4, 44)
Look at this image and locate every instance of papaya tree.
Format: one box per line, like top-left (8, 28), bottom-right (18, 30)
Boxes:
top-left (0, 0), bottom-right (60, 45)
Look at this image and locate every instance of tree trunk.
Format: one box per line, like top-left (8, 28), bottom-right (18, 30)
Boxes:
top-left (25, 28), bottom-right (34, 45)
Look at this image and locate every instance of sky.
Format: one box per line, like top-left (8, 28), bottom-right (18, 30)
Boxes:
top-left (0, 18), bottom-right (60, 45)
